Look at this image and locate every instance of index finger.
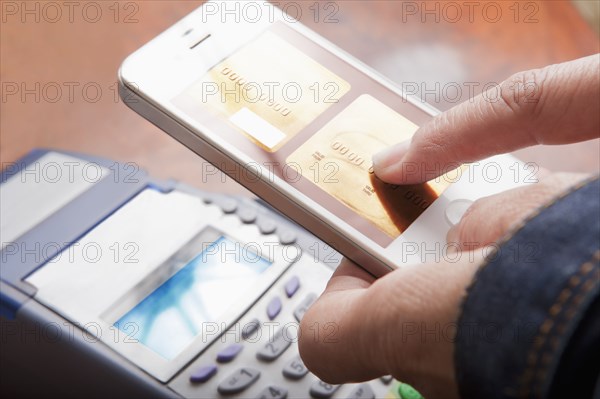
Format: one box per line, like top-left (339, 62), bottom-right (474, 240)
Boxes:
top-left (373, 54), bottom-right (600, 184)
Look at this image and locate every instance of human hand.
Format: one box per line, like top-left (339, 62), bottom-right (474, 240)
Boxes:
top-left (373, 54), bottom-right (597, 249)
top-left (298, 55), bottom-right (598, 397)
top-left (298, 255), bottom-right (483, 398)
top-left (372, 55), bottom-right (599, 186)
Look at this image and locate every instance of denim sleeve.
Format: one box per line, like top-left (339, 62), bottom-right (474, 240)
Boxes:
top-left (455, 178), bottom-right (600, 399)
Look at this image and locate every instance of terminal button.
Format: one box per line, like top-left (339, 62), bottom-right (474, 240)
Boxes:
top-left (257, 327), bottom-right (293, 361)
top-left (242, 318), bottom-right (261, 340)
top-left (220, 198), bottom-right (238, 214)
top-left (294, 293), bottom-right (317, 322)
top-left (309, 380), bottom-right (340, 399)
top-left (217, 368), bottom-right (261, 395)
top-left (257, 218), bottom-right (277, 235)
top-left (398, 383), bottom-right (424, 399)
top-left (380, 375), bottom-right (393, 385)
top-left (239, 207), bottom-right (258, 224)
top-left (284, 276), bottom-right (300, 298)
top-left (282, 355), bottom-right (309, 380)
top-left (254, 385), bottom-right (288, 399)
top-left (216, 343), bottom-right (243, 363)
top-left (278, 230), bottom-right (297, 245)
top-left (189, 364), bottom-right (217, 383)
top-left (347, 383), bottom-right (375, 399)
top-left (266, 296), bottom-right (282, 320)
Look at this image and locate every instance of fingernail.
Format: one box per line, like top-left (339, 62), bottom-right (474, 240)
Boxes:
top-left (372, 140), bottom-right (411, 173)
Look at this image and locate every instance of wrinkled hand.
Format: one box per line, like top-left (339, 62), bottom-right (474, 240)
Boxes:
top-left (298, 55), bottom-right (598, 398)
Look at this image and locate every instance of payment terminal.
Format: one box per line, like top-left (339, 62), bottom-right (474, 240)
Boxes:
top-left (1, 150), bottom-right (414, 399)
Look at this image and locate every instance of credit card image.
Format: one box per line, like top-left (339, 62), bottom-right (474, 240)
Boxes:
top-left (287, 94), bottom-right (452, 238)
top-left (181, 31), bottom-right (351, 152)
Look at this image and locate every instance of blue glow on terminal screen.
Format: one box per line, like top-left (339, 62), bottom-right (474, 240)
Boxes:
top-left (114, 236), bottom-right (272, 359)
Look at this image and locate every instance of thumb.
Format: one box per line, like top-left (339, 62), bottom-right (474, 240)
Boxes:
top-left (446, 172), bottom-right (591, 248)
top-left (298, 257), bottom-right (483, 398)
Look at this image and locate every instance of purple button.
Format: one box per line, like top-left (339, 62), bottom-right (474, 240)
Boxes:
top-left (267, 297), bottom-right (282, 320)
top-left (242, 318), bottom-right (260, 340)
top-left (216, 343), bottom-right (244, 363)
top-left (190, 364), bottom-right (217, 383)
top-left (284, 276), bottom-right (300, 298)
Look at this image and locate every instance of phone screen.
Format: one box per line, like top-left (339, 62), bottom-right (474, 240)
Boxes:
top-left (173, 22), bottom-right (453, 247)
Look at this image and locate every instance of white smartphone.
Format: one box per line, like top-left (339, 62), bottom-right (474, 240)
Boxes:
top-left (119, 1), bottom-right (524, 276)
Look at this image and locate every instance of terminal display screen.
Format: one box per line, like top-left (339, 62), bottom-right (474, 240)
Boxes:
top-left (114, 236), bottom-right (272, 360)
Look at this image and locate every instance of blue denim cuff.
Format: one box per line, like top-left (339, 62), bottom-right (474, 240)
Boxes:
top-left (455, 178), bottom-right (600, 399)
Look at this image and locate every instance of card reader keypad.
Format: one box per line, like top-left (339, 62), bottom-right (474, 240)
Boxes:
top-left (172, 258), bottom-right (399, 399)
top-left (168, 196), bottom-right (399, 399)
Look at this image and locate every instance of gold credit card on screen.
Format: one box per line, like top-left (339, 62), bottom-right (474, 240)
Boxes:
top-left (185, 31), bottom-right (351, 152)
top-left (287, 95), bottom-right (452, 238)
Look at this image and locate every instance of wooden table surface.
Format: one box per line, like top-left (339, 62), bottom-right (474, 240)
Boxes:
top-left (2, 1), bottom-right (599, 197)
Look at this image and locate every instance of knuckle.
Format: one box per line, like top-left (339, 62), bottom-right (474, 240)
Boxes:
top-left (497, 66), bottom-right (552, 128)
top-left (453, 197), bottom-right (508, 247)
top-left (413, 113), bottom-right (460, 164)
